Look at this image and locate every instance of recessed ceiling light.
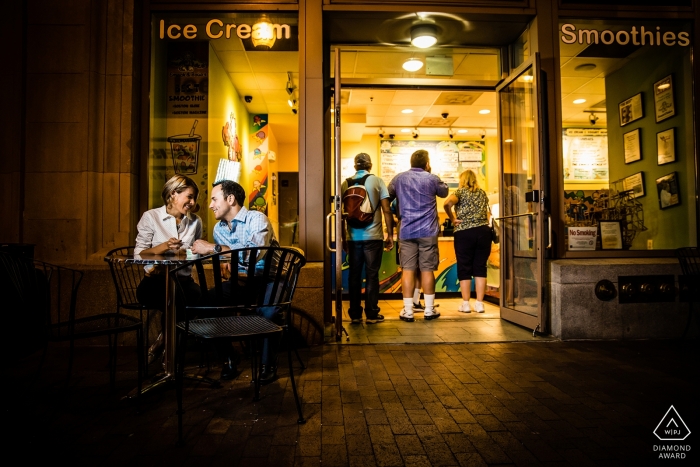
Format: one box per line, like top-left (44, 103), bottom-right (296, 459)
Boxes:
top-left (573, 99), bottom-right (586, 104)
top-left (402, 58), bottom-right (424, 72)
top-left (505, 139), bottom-right (513, 143)
top-left (410, 24), bottom-right (437, 48)
top-left (401, 128), bottom-right (411, 133)
top-left (479, 109), bottom-right (491, 115)
top-left (402, 109), bottom-right (414, 114)
top-left (574, 63), bottom-right (597, 72)
top-left (457, 129), bottom-right (468, 133)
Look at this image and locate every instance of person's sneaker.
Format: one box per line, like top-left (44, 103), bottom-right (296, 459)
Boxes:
top-left (399, 310), bottom-right (415, 322)
top-left (474, 301), bottom-right (485, 313)
top-left (458, 302), bottom-right (471, 313)
top-left (351, 318), bottom-right (362, 324)
top-left (424, 308), bottom-right (441, 320)
top-left (365, 314), bottom-right (385, 324)
top-left (413, 302), bottom-right (440, 311)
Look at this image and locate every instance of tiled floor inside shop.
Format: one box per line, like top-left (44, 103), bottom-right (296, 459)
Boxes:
top-left (336, 298), bottom-right (552, 344)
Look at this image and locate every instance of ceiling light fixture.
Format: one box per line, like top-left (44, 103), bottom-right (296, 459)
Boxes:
top-left (410, 24), bottom-right (437, 48)
top-left (479, 109), bottom-right (491, 115)
top-left (401, 128), bottom-right (411, 133)
top-left (458, 129), bottom-right (468, 134)
top-left (573, 98), bottom-right (586, 104)
top-left (504, 139), bottom-right (513, 143)
top-left (288, 98), bottom-right (296, 108)
top-left (402, 109), bottom-right (414, 114)
top-left (522, 75), bottom-right (534, 82)
top-left (378, 128), bottom-right (385, 138)
top-left (574, 63), bottom-right (597, 72)
top-left (402, 58), bottom-right (424, 72)
top-left (251, 15), bottom-right (276, 49)
top-left (412, 128), bottom-right (420, 139)
top-left (447, 129), bottom-right (454, 139)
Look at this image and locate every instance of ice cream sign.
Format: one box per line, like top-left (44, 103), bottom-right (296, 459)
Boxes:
top-left (158, 19), bottom-right (291, 42)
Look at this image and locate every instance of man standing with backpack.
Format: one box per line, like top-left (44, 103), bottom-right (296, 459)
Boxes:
top-left (342, 153), bottom-right (394, 324)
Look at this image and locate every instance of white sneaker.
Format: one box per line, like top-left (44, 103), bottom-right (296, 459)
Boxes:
top-left (458, 302), bottom-right (471, 313)
top-left (424, 308), bottom-right (441, 320)
top-left (474, 301), bottom-right (485, 313)
top-left (399, 310), bottom-right (415, 322)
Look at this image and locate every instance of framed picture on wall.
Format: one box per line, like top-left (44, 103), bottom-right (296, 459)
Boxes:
top-left (656, 172), bottom-right (680, 209)
top-left (618, 93), bottom-right (643, 127)
top-left (622, 171), bottom-right (645, 198)
top-left (623, 128), bottom-right (641, 164)
top-left (654, 75), bottom-right (675, 123)
top-left (599, 221), bottom-right (623, 250)
top-left (656, 128), bottom-right (676, 165)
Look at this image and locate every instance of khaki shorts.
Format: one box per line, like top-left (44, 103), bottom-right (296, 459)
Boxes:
top-left (398, 237), bottom-right (439, 271)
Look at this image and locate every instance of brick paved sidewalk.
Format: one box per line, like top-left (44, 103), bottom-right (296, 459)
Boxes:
top-left (7, 340), bottom-right (698, 465)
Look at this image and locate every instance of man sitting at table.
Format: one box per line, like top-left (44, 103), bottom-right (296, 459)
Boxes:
top-left (191, 180), bottom-right (281, 384)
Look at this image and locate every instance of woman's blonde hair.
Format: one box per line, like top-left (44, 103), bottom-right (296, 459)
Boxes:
top-left (459, 170), bottom-right (479, 192)
top-left (161, 174), bottom-right (199, 207)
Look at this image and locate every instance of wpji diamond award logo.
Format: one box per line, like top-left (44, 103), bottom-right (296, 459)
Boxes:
top-left (653, 406), bottom-right (691, 459)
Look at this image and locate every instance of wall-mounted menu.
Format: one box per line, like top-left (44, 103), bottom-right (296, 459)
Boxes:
top-left (379, 139), bottom-right (485, 188)
top-left (562, 128), bottom-right (608, 182)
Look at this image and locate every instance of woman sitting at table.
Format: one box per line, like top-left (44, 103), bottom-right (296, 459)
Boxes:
top-left (135, 174), bottom-right (202, 364)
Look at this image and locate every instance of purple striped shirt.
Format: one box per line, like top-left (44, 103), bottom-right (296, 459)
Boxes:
top-left (388, 168), bottom-right (449, 240)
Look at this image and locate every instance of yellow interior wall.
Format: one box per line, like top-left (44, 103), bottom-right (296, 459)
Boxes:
top-left (208, 45), bottom-right (249, 231)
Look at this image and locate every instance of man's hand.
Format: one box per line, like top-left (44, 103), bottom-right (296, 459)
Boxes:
top-left (191, 239), bottom-right (215, 255)
top-left (384, 237), bottom-right (394, 251)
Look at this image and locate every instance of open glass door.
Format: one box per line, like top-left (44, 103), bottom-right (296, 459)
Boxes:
top-left (496, 53), bottom-right (548, 333)
top-left (326, 48), bottom-right (345, 341)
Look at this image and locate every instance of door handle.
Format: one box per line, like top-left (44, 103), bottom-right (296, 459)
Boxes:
top-left (326, 212), bottom-right (335, 252)
top-left (495, 211), bottom-right (537, 220)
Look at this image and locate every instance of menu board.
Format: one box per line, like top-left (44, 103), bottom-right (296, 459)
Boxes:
top-left (562, 128), bottom-right (608, 182)
top-left (379, 139), bottom-right (485, 188)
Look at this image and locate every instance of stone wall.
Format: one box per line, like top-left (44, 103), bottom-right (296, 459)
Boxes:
top-left (549, 258), bottom-right (696, 340)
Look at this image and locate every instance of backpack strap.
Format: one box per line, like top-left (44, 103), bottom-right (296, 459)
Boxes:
top-left (346, 174), bottom-right (372, 187)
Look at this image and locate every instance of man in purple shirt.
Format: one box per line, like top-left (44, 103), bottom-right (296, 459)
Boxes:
top-left (388, 149), bottom-right (449, 321)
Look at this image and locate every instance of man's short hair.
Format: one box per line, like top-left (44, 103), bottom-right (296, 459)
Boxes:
top-left (354, 152), bottom-right (372, 170)
top-left (410, 149), bottom-right (430, 169)
top-left (214, 180), bottom-right (246, 207)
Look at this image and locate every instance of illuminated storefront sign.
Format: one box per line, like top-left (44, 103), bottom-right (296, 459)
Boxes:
top-left (158, 19), bottom-right (291, 41)
top-left (561, 24), bottom-right (690, 46)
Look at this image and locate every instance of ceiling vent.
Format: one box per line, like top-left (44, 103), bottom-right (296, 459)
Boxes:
top-left (434, 91), bottom-right (483, 106)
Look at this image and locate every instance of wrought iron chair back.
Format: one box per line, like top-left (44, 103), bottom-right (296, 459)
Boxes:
top-left (105, 246), bottom-right (161, 374)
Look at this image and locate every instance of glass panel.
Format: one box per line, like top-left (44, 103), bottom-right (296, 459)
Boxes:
top-left (149, 12), bottom-right (299, 246)
top-left (500, 67), bottom-right (539, 314)
top-left (559, 19), bottom-right (696, 250)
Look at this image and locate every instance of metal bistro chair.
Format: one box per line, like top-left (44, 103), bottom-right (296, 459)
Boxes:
top-left (676, 247), bottom-right (700, 339)
top-left (105, 246), bottom-right (162, 375)
top-left (171, 246), bottom-right (307, 444)
top-left (0, 252), bottom-right (144, 394)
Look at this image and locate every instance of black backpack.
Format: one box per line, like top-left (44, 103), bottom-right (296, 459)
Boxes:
top-left (342, 174), bottom-right (375, 228)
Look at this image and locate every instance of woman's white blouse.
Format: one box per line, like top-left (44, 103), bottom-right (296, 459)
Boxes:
top-left (134, 205), bottom-right (202, 275)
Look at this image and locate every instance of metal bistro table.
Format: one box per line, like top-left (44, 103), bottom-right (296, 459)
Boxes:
top-left (108, 252), bottom-right (219, 398)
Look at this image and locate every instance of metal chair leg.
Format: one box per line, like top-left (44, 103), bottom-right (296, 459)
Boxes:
top-left (287, 344), bottom-right (305, 424)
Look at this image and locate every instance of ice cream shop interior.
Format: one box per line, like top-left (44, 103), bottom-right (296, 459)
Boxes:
top-left (3, 1), bottom-right (699, 344)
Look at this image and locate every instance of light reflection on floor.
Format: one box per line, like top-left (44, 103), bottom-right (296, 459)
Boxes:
top-left (331, 297), bottom-right (556, 344)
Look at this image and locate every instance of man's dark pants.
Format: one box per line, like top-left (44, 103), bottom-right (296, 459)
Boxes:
top-left (347, 239), bottom-right (384, 320)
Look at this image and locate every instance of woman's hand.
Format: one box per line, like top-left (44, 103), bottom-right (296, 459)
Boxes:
top-left (164, 237), bottom-right (183, 252)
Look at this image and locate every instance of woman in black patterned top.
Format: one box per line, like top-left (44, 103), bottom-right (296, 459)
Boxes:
top-left (443, 170), bottom-right (492, 313)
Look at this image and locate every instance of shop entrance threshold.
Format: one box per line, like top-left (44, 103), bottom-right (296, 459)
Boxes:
top-left (332, 298), bottom-right (556, 344)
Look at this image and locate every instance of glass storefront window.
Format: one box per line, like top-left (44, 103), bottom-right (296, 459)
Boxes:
top-left (149, 12), bottom-right (299, 246)
top-left (558, 19), bottom-right (696, 251)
